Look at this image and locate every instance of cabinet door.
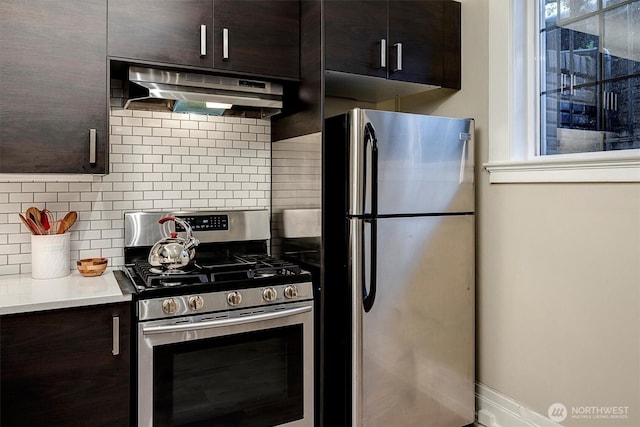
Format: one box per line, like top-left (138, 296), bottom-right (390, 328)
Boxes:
top-left (324, 0), bottom-right (388, 78)
top-left (108, 0), bottom-right (214, 68)
top-left (388, 0), bottom-right (445, 86)
top-left (0, 0), bottom-right (108, 173)
top-left (0, 303), bottom-right (131, 427)
top-left (213, 0), bottom-right (300, 79)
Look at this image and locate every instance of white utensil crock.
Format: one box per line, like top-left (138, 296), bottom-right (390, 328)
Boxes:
top-left (31, 233), bottom-right (70, 279)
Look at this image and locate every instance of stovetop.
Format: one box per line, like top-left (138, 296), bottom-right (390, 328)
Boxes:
top-left (125, 255), bottom-right (311, 299)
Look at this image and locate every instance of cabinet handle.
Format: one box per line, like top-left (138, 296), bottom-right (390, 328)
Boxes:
top-left (560, 73), bottom-right (566, 94)
top-left (112, 316), bottom-right (120, 356)
top-left (570, 74), bottom-right (576, 95)
top-left (613, 92), bottom-right (618, 112)
top-left (223, 27), bottom-right (229, 60)
top-left (380, 39), bottom-right (386, 68)
top-left (89, 128), bottom-right (96, 164)
top-left (200, 25), bottom-right (207, 57)
top-left (394, 42), bottom-right (402, 72)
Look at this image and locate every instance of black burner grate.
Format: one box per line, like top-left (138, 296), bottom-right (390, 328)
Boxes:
top-left (133, 262), bottom-right (209, 288)
top-left (127, 254), bottom-right (309, 295)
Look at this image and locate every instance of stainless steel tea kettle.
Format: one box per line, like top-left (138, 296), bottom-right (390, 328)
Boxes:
top-left (148, 216), bottom-right (199, 270)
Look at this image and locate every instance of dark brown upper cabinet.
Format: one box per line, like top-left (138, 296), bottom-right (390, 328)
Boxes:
top-left (0, 0), bottom-right (108, 174)
top-left (212, 1), bottom-right (300, 79)
top-left (108, 0), bottom-right (300, 80)
top-left (324, 0), bottom-right (460, 90)
top-left (324, 1), bottom-right (388, 79)
top-left (108, 0), bottom-right (214, 69)
top-left (1, 303), bottom-right (131, 426)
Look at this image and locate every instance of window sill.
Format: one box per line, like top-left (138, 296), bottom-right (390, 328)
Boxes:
top-left (484, 155), bottom-right (640, 183)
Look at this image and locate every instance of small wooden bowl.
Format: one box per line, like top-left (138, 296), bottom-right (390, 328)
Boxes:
top-left (77, 258), bottom-right (108, 277)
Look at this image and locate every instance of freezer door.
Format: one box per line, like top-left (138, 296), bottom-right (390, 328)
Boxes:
top-left (351, 215), bottom-right (475, 426)
top-left (348, 109), bottom-right (474, 216)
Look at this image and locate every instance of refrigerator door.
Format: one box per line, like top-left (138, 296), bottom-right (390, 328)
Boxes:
top-left (348, 109), bottom-right (474, 216)
top-left (350, 215), bottom-right (475, 426)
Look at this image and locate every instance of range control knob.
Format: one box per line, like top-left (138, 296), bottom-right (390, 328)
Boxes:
top-left (283, 285), bottom-right (299, 299)
top-left (262, 287), bottom-right (277, 302)
top-left (188, 295), bottom-right (204, 311)
top-left (227, 291), bottom-right (242, 307)
top-left (162, 298), bottom-right (178, 315)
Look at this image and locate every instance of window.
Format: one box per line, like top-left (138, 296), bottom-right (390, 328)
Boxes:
top-left (484, 0), bottom-right (640, 183)
top-left (540, 0), bottom-right (640, 155)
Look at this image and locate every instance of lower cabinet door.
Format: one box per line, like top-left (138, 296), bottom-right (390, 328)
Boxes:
top-left (0, 303), bottom-right (131, 427)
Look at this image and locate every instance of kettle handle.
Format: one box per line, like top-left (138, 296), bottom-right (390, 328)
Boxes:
top-left (158, 216), bottom-right (199, 249)
top-left (159, 216), bottom-right (176, 225)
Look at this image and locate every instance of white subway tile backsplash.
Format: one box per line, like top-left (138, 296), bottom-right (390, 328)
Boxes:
top-left (128, 128), bottom-right (147, 139)
top-left (143, 118), bottom-right (162, 127)
top-left (0, 244), bottom-right (20, 255)
top-left (0, 184), bottom-right (21, 192)
top-left (22, 183), bottom-right (46, 192)
top-left (112, 126), bottom-right (133, 136)
top-left (9, 193), bottom-right (34, 203)
top-left (271, 132), bottom-right (322, 256)
top-left (122, 117), bottom-right (143, 127)
top-left (0, 101), bottom-right (271, 275)
top-left (172, 129), bottom-right (190, 138)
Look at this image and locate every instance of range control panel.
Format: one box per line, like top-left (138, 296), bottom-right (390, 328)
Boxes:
top-left (124, 210), bottom-right (270, 247)
top-left (176, 214), bottom-right (229, 231)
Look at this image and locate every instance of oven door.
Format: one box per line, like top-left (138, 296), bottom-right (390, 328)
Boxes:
top-left (138, 302), bottom-right (314, 427)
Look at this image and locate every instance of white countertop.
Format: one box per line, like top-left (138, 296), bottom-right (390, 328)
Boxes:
top-left (0, 269), bottom-right (132, 316)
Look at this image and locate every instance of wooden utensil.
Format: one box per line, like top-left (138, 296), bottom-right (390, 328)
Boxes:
top-left (40, 208), bottom-right (54, 235)
top-left (61, 211), bottom-right (77, 233)
top-left (56, 218), bottom-right (67, 235)
top-left (28, 218), bottom-right (43, 235)
top-left (19, 213), bottom-right (38, 235)
top-left (25, 207), bottom-right (44, 234)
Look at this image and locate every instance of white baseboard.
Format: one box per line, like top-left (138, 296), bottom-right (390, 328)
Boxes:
top-left (475, 383), bottom-right (563, 427)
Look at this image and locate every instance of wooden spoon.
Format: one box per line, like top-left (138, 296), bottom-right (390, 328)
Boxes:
top-left (57, 211), bottom-right (78, 234)
top-left (63, 211), bottom-right (77, 230)
top-left (19, 213), bottom-right (38, 235)
top-left (25, 207), bottom-right (44, 234)
top-left (27, 217), bottom-right (42, 235)
top-left (55, 219), bottom-right (67, 235)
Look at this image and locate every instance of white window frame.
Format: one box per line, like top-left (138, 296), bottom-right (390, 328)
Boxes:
top-left (484, 0), bottom-right (640, 183)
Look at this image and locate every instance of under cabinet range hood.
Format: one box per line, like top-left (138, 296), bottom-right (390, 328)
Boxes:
top-left (125, 66), bottom-right (283, 118)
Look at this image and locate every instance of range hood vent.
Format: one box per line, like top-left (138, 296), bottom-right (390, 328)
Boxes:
top-left (125, 66), bottom-right (283, 118)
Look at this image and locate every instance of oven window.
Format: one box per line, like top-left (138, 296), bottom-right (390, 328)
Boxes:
top-left (152, 325), bottom-right (303, 427)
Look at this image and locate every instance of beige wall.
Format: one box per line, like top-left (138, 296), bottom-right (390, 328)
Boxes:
top-left (381, 0), bottom-right (640, 425)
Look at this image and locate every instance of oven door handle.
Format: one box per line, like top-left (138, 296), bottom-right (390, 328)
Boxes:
top-left (141, 305), bottom-right (313, 335)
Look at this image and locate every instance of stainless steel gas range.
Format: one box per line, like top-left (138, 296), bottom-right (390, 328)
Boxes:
top-left (122, 209), bottom-right (314, 427)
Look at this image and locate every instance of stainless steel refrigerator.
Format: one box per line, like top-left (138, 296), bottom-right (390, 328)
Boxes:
top-left (322, 109), bottom-right (475, 426)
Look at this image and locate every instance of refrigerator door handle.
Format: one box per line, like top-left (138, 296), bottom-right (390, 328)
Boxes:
top-left (362, 218), bottom-right (377, 312)
top-left (363, 122), bottom-right (379, 216)
top-left (458, 132), bottom-right (473, 184)
top-left (362, 121), bottom-right (378, 312)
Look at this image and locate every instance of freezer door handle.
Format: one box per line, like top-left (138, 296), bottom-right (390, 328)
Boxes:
top-left (362, 218), bottom-right (377, 312)
top-left (363, 122), bottom-right (379, 216)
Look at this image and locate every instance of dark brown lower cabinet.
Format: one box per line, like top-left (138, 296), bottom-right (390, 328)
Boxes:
top-left (0, 303), bottom-right (131, 427)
